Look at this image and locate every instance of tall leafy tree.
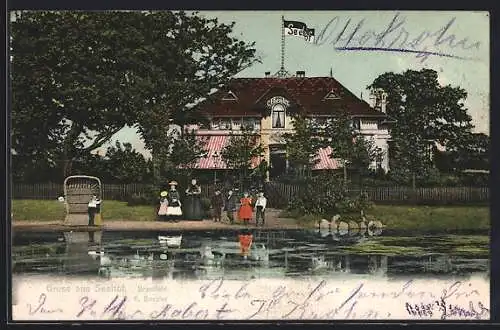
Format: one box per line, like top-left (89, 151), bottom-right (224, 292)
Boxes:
top-left (70, 142), bottom-right (153, 183)
top-left (316, 110), bottom-right (355, 185)
top-left (221, 125), bottom-right (264, 189)
top-left (316, 110), bottom-right (382, 186)
top-left (168, 128), bottom-right (208, 179)
top-left (436, 132), bottom-right (490, 172)
top-left (368, 69), bottom-right (474, 186)
top-left (10, 11), bottom-right (259, 181)
top-left (282, 115), bottom-right (321, 177)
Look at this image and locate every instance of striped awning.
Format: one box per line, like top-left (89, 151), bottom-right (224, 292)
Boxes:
top-left (313, 146), bottom-right (341, 170)
top-left (193, 135), bottom-right (262, 169)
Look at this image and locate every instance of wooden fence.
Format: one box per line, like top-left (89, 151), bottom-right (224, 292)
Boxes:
top-left (11, 182), bottom-right (489, 206)
top-left (264, 183), bottom-right (490, 207)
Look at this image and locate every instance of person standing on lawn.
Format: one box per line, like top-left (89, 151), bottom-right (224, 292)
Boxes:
top-left (87, 195), bottom-right (98, 226)
top-left (184, 178), bottom-right (203, 220)
top-left (166, 181), bottom-right (182, 222)
top-left (94, 196), bottom-right (102, 226)
top-left (224, 189), bottom-right (237, 224)
top-left (210, 189), bottom-right (224, 222)
top-left (239, 192), bottom-right (253, 226)
top-left (157, 191), bottom-right (169, 221)
top-left (254, 192), bottom-right (267, 227)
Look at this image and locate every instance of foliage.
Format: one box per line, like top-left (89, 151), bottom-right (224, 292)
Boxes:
top-left (368, 69), bottom-right (474, 185)
top-left (220, 125), bottom-right (264, 187)
top-left (435, 132), bottom-right (489, 172)
top-left (286, 174), bottom-right (374, 217)
top-left (200, 197), bottom-right (212, 215)
top-left (170, 129), bottom-right (208, 167)
top-left (11, 11), bottom-right (259, 181)
top-left (282, 115), bottom-right (321, 176)
top-left (315, 109), bottom-right (382, 184)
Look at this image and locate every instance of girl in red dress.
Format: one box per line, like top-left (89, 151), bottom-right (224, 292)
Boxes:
top-left (238, 192), bottom-right (253, 225)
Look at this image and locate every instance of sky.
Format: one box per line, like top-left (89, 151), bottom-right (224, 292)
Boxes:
top-left (102, 11), bottom-right (490, 157)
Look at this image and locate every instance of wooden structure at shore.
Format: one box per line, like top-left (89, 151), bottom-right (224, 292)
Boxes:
top-left (63, 175), bottom-right (102, 226)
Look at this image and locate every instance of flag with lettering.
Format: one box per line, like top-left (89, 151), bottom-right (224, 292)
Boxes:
top-left (284, 20), bottom-right (315, 43)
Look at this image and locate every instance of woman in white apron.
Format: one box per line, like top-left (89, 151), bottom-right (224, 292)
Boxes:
top-left (166, 181), bottom-right (182, 222)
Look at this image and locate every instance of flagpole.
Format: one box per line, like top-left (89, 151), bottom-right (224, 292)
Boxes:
top-left (281, 15), bottom-right (285, 72)
top-left (275, 15), bottom-right (289, 78)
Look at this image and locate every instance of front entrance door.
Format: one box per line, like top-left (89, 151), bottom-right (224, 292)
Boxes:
top-left (269, 145), bottom-right (287, 179)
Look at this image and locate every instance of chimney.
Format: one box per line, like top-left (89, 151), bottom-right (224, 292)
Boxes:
top-left (296, 70), bottom-right (305, 78)
top-left (369, 88), bottom-right (387, 113)
top-left (265, 71), bottom-right (271, 77)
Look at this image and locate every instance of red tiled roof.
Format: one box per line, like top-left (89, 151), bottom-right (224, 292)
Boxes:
top-left (197, 77), bottom-right (386, 117)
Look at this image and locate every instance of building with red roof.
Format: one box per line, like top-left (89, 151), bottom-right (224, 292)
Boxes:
top-left (183, 70), bottom-right (393, 181)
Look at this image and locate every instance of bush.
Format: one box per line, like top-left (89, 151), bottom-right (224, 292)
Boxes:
top-left (286, 174), bottom-right (374, 218)
top-left (200, 197), bottom-right (211, 217)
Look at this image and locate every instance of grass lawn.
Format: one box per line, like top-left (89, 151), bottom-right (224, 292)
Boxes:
top-left (12, 199), bottom-right (157, 222)
top-left (280, 205), bottom-right (490, 231)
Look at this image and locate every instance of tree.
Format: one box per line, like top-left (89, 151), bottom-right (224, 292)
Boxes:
top-left (282, 115), bottom-right (321, 177)
top-left (350, 136), bottom-right (385, 187)
top-left (436, 132), bottom-right (490, 172)
top-left (316, 110), bottom-right (355, 186)
top-left (69, 142), bottom-right (153, 183)
top-left (316, 110), bottom-right (382, 187)
top-left (221, 125), bottom-right (264, 189)
top-left (168, 128), bottom-right (208, 180)
top-left (10, 11), bottom-right (259, 182)
top-left (367, 69), bottom-right (474, 186)
top-left (102, 141), bottom-right (153, 183)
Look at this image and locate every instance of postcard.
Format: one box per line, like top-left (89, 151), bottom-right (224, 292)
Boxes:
top-left (10, 10), bottom-right (490, 321)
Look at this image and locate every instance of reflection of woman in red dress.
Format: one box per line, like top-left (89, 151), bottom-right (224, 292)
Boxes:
top-left (238, 229), bottom-right (253, 258)
top-left (238, 193), bottom-right (253, 225)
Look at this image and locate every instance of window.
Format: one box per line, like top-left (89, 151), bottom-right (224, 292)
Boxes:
top-left (231, 118), bottom-right (242, 130)
top-left (352, 119), bottom-right (360, 130)
top-left (272, 104), bottom-right (286, 128)
top-left (211, 119), bottom-right (220, 130)
top-left (242, 117), bottom-right (255, 130)
top-left (324, 90), bottom-right (340, 100)
top-left (220, 118), bottom-right (231, 130)
top-left (222, 90), bottom-right (238, 101)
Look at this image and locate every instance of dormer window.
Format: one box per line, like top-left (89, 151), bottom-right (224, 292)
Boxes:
top-left (222, 90), bottom-right (238, 101)
top-left (324, 89), bottom-right (340, 100)
top-left (272, 104), bottom-right (286, 128)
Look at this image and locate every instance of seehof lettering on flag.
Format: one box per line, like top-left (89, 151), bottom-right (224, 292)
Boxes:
top-left (284, 20), bottom-right (315, 43)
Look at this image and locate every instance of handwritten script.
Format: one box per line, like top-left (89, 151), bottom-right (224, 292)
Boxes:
top-left (13, 277), bottom-right (489, 320)
top-left (313, 12), bottom-right (483, 62)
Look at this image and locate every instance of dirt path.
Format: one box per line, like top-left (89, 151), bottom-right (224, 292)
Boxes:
top-left (12, 208), bottom-right (303, 232)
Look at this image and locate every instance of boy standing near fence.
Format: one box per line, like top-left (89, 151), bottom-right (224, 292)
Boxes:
top-left (254, 192), bottom-right (267, 226)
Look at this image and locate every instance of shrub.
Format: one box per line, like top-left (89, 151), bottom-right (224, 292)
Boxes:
top-left (200, 197), bottom-right (211, 217)
top-left (286, 174), bottom-right (374, 218)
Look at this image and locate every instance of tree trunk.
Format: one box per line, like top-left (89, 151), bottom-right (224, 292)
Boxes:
top-left (412, 172), bottom-right (417, 203)
top-left (343, 160), bottom-right (348, 187)
top-left (62, 159), bottom-right (73, 180)
top-left (61, 122), bottom-right (82, 180)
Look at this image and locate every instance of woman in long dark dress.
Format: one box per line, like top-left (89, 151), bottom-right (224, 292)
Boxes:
top-left (184, 179), bottom-right (203, 220)
top-left (166, 181), bottom-right (182, 222)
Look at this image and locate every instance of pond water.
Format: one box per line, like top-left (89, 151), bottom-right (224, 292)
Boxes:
top-left (12, 229), bottom-right (489, 281)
